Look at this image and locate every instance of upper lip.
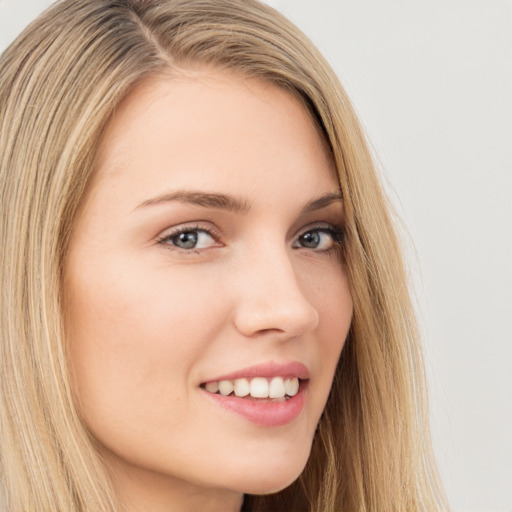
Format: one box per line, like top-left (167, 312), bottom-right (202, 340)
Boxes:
top-left (202, 361), bottom-right (310, 383)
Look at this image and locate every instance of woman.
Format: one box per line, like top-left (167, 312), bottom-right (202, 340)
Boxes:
top-left (0, 0), bottom-right (450, 511)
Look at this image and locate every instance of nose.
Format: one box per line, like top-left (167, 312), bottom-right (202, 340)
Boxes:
top-left (231, 250), bottom-right (320, 340)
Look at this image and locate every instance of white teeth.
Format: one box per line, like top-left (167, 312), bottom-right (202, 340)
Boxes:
top-left (234, 378), bottom-right (250, 397)
top-left (268, 376), bottom-right (285, 398)
top-left (205, 381), bottom-right (219, 393)
top-left (250, 377), bottom-right (269, 398)
top-left (218, 380), bottom-right (234, 396)
top-left (204, 376), bottom-right (301, 398)
top-left (284, 377), bottom-right (299, 397)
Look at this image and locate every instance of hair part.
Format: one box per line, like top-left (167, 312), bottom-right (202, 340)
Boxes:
top-left (0, 1), bottom-right (449, 510)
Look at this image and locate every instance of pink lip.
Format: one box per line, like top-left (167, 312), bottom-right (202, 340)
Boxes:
top-left (202, 382), bottom-right (307, 427)
top-left (201, 362), bottom-right (309, 427)
top-left (202, 361), bottom-right (310, 383)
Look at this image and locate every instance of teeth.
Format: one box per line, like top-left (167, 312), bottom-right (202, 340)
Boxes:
top-left (269, 377), bottom-right (285, 398)
top-left (250, 377), bottom-right (269, 398)
top-left (205, 381), bottom-right (219, 393)
top-left (234, 378), bottom-right (250, 397)
top-left (284, 377), bottom-right (299, 397)
top-left (218, 380), bottom-right (234, 396)
top-left (204, 376), bottom-right (300, 398)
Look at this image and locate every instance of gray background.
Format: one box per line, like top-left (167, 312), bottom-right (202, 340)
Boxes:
top-left (1, 1), bottom-right (511, 511)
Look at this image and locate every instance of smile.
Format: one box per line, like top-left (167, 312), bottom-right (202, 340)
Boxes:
top-left (200, 362), bottom-right (309, 426)
top-left (202, 376), bottom-right (300, 401)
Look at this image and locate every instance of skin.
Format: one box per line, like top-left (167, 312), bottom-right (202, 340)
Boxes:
top-left (64, 68), bottom-right (353, 512)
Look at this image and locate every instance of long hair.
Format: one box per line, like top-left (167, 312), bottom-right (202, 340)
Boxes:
top-left (0, 1), bottom-right (449, 510)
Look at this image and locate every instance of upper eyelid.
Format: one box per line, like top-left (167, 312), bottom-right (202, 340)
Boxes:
top-left (155, 224), bottom-right (221, 254)
top-left (298, 221), bottom-right (341, 230)
top-left (155, 220), bottom-right (344, 246)
top-left (294, 222), bottom-right (344, 237)
top-left (294, 224), bottom-right (344, 242)
top-left (156, 222), bottom-right (221, 241)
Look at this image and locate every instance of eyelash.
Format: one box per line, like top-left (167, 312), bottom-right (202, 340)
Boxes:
top-left (156, 223), bottom-right (345, 254)
top-left (301, 225), bottom-right (345, 249)
top-left (156, 223), bottom-right (221, 253)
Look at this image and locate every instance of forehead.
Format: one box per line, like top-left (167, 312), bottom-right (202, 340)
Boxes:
top-left (88, 68), bottom-right (338, 209)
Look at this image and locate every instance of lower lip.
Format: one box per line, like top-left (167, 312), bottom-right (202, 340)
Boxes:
top-left (202, 383), bottom-right (307, 427)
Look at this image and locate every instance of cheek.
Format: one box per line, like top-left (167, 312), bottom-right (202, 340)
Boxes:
top-left (308, 262), bottom-right (352, 401)
top-left (62, 244), bottom-right (353, 494)
top-left (63, 255), bottom-right (227, 430)
top-left (324, 276), bottom-right (352, 356)
top-left (307, 257), bottom-right (352, 339)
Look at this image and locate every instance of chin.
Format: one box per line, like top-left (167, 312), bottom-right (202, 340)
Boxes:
top-left (230, 450), bottom-right (310, 496)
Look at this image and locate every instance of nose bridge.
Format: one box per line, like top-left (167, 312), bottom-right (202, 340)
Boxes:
top-left (232, 240), bottom-right (320, 339)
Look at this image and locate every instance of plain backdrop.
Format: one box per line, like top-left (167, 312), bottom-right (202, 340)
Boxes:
top-left (1, 1), bottom-right (511, 511)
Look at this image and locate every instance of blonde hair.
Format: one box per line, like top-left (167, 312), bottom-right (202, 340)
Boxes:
top-left (0, 1), bottom-right (449, 510)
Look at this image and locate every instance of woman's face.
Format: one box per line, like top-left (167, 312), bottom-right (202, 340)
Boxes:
top-left (64, 69), bottom-right (352, 510)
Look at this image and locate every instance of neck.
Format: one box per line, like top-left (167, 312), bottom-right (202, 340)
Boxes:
top-left (103, 454), bottom-right (244, 512)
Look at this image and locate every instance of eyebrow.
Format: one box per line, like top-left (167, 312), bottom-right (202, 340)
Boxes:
top-left (136, 190), bottom-right (250, 214)
top-left (135, 189), bottom-right (343, 214)
top-left (301, 191), bottom-right (343, 213)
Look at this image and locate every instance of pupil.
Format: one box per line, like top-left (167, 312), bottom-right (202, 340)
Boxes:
top-left (174, 231), bottom-right (198, 249)
top-left (300, 231), bottom-right (320, 248)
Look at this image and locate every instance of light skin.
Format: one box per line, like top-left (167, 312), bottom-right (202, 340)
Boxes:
top-left (64, 68), bottom-right (353, 512)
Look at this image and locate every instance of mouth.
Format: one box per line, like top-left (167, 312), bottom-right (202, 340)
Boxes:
top-left (200, 362), bottom-right (309, 426)
top-left (201, 376), bottom-right (302, 402)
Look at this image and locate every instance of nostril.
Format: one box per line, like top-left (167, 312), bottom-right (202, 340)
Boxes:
top-left (251, 327), bottom-right (286, 336)
top-left (232, 294), bottom-right (319, 339)
top-left (230, 256), bottom-right (320, 338)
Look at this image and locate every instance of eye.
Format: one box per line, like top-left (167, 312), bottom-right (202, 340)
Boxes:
top-left (293, 226), bottom-right (344, 251)
top-left (158, 227), bottom-right (217, 251)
